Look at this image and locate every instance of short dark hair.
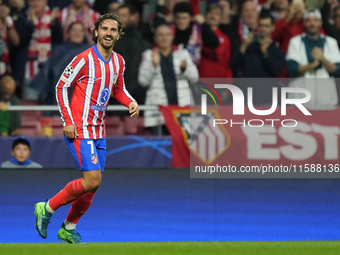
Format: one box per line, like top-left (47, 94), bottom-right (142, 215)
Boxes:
top-left (67, 21), bottom-right (85, 34)
top-left (91, 13), bottom-right (124, 44)
top-left (117, 4), bottom-right (136, 15)
top-left (206, 3), bottom-right (224, 17)
top-left (259, 11), bottom-right (275, 24)
top-left (12, 137), bottom-right (31, 151)
top-left (174, 2), bottom-right (193, 16)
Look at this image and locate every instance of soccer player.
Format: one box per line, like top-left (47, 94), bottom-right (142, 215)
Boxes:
top-left (34, 13), bottom-right (139, 244)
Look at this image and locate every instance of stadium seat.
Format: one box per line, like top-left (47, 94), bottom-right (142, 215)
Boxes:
top-left (105, 116), bottom-right (125, 136)
top-left (21, 117), bottom-right (41, 137)
top-left (123, 116), bottom-right (144, 135)
top-left (51, 116), bottom-right (64, 137)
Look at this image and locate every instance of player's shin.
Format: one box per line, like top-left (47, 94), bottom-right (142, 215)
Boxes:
top-left (64, 192), bottom-right (96, 230)
top-left (48, 178), bottom-right (87, 211)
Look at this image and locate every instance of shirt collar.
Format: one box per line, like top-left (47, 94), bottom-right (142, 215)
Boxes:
top-left (10, 157), bottom-right (32, 166)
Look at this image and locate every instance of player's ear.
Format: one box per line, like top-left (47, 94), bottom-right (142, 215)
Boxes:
top-left (117, 34), bottom-right (120, 41)
top-left (95, 29), bottom-right (98, 38)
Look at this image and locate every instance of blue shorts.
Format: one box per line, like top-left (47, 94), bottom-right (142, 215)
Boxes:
top-left (64, 136), bottom-right (106, 172)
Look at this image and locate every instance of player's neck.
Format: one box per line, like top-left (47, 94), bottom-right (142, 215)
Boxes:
top-left (96, 44), bottom-right (113, 62)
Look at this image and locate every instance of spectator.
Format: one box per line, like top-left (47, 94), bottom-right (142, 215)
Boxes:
top-left (30, 21), bottom-right (89, 106)
top-left (199, 4), bottom-right (232, 78)
top-left (138, 25), bottom-right (198, 135)
top-left (155, 2), bottom-right (202, 66)
top-left (109, 4), bottom-right (149, 112)
top-left (107, 1), bottom-right (122, 15)
top-left (272, 0), bottom-right (307, 53)
top-left (0, 137), bottom-right (42, 168)
top-left (0, 75), bottom-right (21, 136)
top-left (218, 0), bottom-right (241, 61)
top-left (261, 0), bottom-right (291, 21)
top-left (59, 0), bottom-right (99, 44)
top-left (287, 9), bottom-right (340, 108)
top-left (231, 12), bottom-right (285, 105)
top-left (231, 12), bottom-right (285, 77)
top-left (239, 0), bottom-right (259, 43)
top-left (152, 0), bottom-right (184, 30)
top-left (12, 0), bottom-right (63, 100)
top-left (236, 0), bottom-right (267, 11)
top-left (321, 1), bottom-right (340, 48)
top-left (93, 0), bottom-right (120, 15)
top-left (0, 0), bottom-right (20, 75)
top-left (172, 2), bottom-right (202, 66)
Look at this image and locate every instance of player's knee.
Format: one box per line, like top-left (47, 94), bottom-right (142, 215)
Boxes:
top-left (82, 170), bottom-right (102, 191)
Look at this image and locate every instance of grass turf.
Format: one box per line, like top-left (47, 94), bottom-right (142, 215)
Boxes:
top-left (1, 241), bottom-right (340, 255)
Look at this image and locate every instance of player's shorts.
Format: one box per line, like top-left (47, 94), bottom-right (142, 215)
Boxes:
top-left (64, 136), bottom-right (106, 172)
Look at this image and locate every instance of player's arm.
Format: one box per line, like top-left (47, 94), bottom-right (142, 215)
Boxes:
top-left (55, 56), bottom-right (86, 137)
top-left (113, 56), bottom-right (139, 119)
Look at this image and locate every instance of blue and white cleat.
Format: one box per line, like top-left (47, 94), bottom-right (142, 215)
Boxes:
top-left (57, 223), bottom-right (84, 244)
top-left (34, 201), bottom-right (52, 239)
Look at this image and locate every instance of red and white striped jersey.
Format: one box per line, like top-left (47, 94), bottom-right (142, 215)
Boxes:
top-left (56, 45), bottom-right (135, 139)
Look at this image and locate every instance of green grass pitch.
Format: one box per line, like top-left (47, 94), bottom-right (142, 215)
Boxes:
top-left (1, 241), bottom-right (340, 255)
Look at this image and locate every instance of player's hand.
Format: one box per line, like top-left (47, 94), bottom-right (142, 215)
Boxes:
top-left (63, 124), bottom-right (78, 139)
top-left (129, 101), bottom-right (139, 119)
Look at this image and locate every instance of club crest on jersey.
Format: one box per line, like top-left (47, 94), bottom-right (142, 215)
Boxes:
top-left (91, 155), bottom-right (98, 165)
top-left (64, 66), bottom-right (74, 77)
top-left (99, 88), bottom-right (110, 105)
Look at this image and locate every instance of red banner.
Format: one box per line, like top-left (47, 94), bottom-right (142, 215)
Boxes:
top-left (160, 106), bottom-right (340, 167)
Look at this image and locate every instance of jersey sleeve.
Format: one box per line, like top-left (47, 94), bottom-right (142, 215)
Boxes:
top-left (55, 56), bottom-right (86, 126)
top-left (112, 55), bottom-right (136, 108)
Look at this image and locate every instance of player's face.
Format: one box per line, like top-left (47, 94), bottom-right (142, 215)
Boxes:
top-left (12, 144), bottom-right (31, 163)
top-left (95, 19), bottom-right (120, 50)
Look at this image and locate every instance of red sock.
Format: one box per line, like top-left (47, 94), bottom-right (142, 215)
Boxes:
top-left (66, 192), bottom-right (95, 224)
top-left (48, 178), bottom-right (86, 211)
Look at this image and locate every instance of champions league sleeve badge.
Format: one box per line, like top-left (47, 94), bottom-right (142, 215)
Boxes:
top-left (64, 66), bottom-right (74, 77)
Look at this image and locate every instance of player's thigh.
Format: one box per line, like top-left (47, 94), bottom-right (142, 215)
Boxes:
top-left (64, 136), bottom-right (101, 171)
top-left (94, 138), bottom-right (106, 173)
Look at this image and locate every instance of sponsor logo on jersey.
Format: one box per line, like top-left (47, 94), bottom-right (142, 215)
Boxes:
top-left (90, 105), bottom-right (108, 111)
top-left (99, 88), bottom-right (110, 105)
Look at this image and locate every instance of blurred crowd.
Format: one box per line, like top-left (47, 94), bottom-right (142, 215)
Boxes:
top-left (1, 0), bottom-right (340, 136)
